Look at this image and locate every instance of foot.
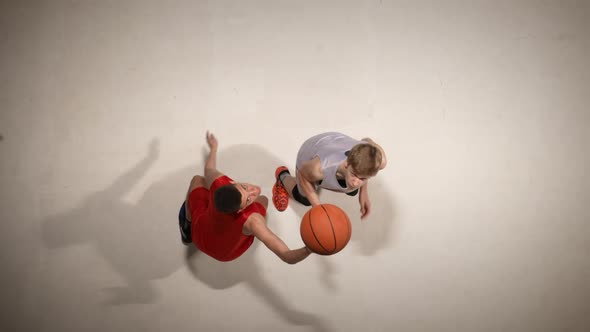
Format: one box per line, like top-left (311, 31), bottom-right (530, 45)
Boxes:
top-left (178, 202), bottom-right (192, 245)
top-left (272, 166), bottom-right (290, 212)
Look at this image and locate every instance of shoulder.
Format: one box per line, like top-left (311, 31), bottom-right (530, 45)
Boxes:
top-left (246, 212), bottom-right (265, 223)
top-left (216, 174), bottom-right (233, 184)
top-left (298, 157), bottom-right (323, 181)
top-left (361, 137), bottom-right (376, 145)
top-left (205, 168), bottom-right (228, 189)
top-left (242, 212), bottom-right (266, 235)
top-left (242, 199), bottom-right (268, 217)
top-left (210, 174), bottom-right (232, 189)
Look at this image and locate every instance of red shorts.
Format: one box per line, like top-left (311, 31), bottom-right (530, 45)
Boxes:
top-left (188, 187), bottom-right (210, 221)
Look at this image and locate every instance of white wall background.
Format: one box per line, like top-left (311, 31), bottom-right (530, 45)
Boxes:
top-left (1, 1), bottom-right (589, 331)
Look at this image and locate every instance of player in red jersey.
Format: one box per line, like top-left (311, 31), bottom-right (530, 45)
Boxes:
top-left (178, 131), bottom-right (311, 263)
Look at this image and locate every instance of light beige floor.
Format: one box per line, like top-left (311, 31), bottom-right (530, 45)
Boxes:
top-left (1, 1), bottom-right (589, 331)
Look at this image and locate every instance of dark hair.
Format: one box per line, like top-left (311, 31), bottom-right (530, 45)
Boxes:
top-left (214, 184), bottom-right (242, 213)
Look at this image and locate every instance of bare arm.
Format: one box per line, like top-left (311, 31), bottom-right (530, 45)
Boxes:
top-left (297, 158), bottom-right (323, 206)
top-left (204, 131), bottom-right (224, 188)
top-left (244, 214), bottom-right (312, 264)
top-left (358, 181), bottom-right (371, 219)
top-left (362, 137), bottom-right (387, 170)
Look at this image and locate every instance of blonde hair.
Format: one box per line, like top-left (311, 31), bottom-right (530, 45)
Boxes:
top-left (347, 144), bottom-right (382, 177)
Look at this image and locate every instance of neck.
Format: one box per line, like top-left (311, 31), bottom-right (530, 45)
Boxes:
top-left (336, 162), bottom-right (347, 178)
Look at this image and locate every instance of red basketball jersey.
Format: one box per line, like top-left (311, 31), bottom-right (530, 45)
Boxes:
top-left (190, 175), bottom-right (266, 262)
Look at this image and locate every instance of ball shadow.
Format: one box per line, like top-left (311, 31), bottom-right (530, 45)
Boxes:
top-left (284, 159), bottom-right (398, 291)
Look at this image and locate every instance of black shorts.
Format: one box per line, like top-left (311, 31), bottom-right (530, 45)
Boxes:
top-left (291, 184), bottom-right (358, 206)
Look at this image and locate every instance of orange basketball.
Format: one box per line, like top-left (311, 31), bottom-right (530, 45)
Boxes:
top-left (300, 204), bottom-right (352, 255)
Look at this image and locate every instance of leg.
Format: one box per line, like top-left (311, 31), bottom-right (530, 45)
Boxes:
top-left (281, 175), bottom-right (297, 199)
top-left (283, 172), bottom-right (311, 207)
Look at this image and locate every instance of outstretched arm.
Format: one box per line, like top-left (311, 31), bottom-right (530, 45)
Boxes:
top-left (244, 214), bottom-right (312, 264)
top-left (204, 131), bottom-right (224, 188)
top-left (105, 138), bottom-right (159, 198)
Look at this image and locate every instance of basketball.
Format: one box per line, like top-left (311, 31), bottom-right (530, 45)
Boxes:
top-left (300, 204), bottom-right (352, 255)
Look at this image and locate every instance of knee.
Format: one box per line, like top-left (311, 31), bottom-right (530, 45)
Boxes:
top-left (190, 175), bottom-right (206, 188)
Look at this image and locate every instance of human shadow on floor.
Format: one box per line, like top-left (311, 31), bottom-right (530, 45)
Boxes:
top-left (40, 139), bottom-right (394, 332)
top-left (315, 177), bottom-right (398, 256)
top-left (42, 139), bottom-right (190, 305)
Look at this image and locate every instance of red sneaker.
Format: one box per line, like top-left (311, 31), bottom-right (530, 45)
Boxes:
top-left (272, 166), bottom-right (290, 211)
